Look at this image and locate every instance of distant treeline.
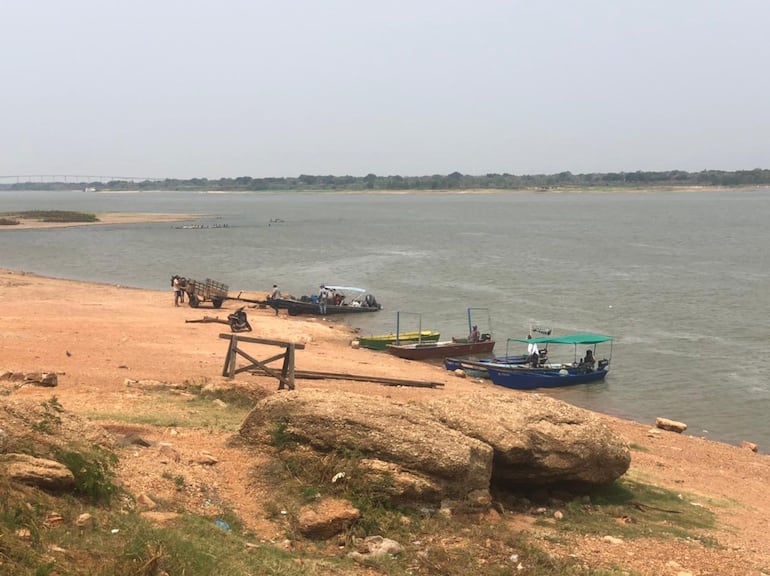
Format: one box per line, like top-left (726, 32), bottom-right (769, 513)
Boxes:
top-left (3, 169), bottom-right (770, 192)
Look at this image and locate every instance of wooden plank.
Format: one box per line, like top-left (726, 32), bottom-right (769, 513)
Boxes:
top-left (218, 333), bottom-right (305, 349)
top-left (291, 370), bottom-right (444, 388)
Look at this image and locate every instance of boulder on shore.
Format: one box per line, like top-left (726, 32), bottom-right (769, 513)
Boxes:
top-left (239, 388), bottom-right (630, 503)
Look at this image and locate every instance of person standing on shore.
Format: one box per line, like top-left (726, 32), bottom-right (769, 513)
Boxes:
top-left (318, 285), bottom-right (328, 314)
top-left (268, 284), bottom-right (281, 315)
top-left (172, 275), bottom-right (183, 307)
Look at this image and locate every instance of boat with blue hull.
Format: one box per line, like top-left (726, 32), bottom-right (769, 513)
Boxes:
top-left (486, 333), bottom-right (613, 390)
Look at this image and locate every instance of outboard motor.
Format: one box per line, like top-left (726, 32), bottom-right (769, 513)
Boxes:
top-left (364, 293), bottom-right (379, 308)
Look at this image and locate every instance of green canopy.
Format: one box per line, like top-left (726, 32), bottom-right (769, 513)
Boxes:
top-left (509, 333), bottom-right (613, 345)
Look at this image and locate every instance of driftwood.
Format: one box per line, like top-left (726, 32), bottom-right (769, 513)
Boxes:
top-left (186, 316), bottom-right (229, 325)
top-left (291, 370), bottom-right (444, 388)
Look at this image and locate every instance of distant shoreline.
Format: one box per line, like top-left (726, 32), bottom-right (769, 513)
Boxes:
top-left (1, 185), bottom-right (766, 230)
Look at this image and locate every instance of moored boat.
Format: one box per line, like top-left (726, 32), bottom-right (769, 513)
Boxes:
top-left (357, 330), bottom-right (441, 350)
top-left (387, 338), bottom-right (496, 360)
top-left (486, 333), bottom-right (613, 390)
top-left (443, 353), bottom-right (529, 376)
top-left (267, 285), bottom-right (381, 316)
top-left (388, 307), bottom-right (495, 360)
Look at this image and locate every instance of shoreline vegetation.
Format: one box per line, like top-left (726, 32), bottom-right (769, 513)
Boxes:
top-left (0, 268), bottom-right (769, 574)
top-left (3, 168), bottom-right (770, 193)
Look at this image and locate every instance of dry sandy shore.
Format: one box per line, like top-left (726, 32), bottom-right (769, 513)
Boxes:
top-left (1, 268), bottom-right (769, 575)
top-left (0, 212), bottom-right (198, 229)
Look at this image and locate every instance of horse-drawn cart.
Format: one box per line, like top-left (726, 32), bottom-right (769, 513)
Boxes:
top-left (183, 278), bottom-right (229, 308)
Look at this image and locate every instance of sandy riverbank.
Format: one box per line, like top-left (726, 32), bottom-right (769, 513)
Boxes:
top-left (1, 268), bottom-right (769, 574)
top-left (0, 212), bottom-right (199, 230)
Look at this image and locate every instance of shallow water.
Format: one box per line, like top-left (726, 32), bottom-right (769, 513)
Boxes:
top-left (1, 188), bottom-right (769, 450)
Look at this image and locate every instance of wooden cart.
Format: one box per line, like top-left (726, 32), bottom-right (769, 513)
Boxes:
top-left (184, 278), bottom-right (229, 308)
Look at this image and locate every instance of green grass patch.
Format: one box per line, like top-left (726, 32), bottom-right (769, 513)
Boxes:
top-left (540, 478), bottom-right (717, 546)
top-left (84, 388), bottom-right (253, 432)
top-left (0, 210), bottom-right (99, 223)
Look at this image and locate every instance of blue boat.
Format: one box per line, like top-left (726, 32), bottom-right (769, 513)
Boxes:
top-left (486, 333), bottom-right (613, 390)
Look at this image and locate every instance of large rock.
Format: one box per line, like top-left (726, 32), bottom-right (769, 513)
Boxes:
top-left (239, 389), bottom-right (494, 500)
top-left (1, 453), bottom-right (75, 491)
top-left (239, 389), bottom-right (630, 505)
top-left (424, 392), bottom-right (631, 488)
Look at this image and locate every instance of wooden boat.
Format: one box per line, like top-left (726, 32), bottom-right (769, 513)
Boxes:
top-left (388, 307), bottom-right (496, 360)
top-left (486, 333), bottom-right (613, 390)
top-left (357, 330), bottom-right (441, 351)
top-left (267, 285), bottom-right (382, 316)
top-left (443, 354), bottom-right (529, 376)
top-left (387, 337), bottom-right (495, 360)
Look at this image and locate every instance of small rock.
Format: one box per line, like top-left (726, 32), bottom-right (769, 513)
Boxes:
top-left (136, 493), bottom-right (157, 510)
top-left (741, 441), bottom-right (758, 452)
top-left (15, 528), bottom-right (31, 540)
top-left (194, 452), bottom-right (218, 466)
top-left (602, 535), bottom-right (623, 545)
top-left (212, 398), bottom-right (228, 408)
top-left (453, 369), bottom-right (467, 378)
top-left (120, 434), bottom-right (151, 448)
top-left (655, 417), bottom-right (687, 433)
top-left (43, 512), bottom-right (65, 527)
top-left (76, 513), bottom-right (94, 528)
top-left (140, 511), bottom-right (181, 527)
top-left (24, 372), bottom-right (58, 387)
top-left (553, 510), bottom-right (564, 520)
top-left (158, 444), bottom-right (181, 463)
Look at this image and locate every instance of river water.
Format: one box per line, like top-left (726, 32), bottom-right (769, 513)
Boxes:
top-left (1, 188), bottom-right (768, 451)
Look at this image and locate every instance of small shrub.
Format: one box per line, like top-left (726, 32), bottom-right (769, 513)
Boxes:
top-left (57, 449), bottom-right (119, 504)
top-left (32, 396), bottom-right (64, 434)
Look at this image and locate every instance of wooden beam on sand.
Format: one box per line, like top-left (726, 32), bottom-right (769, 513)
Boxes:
top-left (186, 316), bottom-right (229, 325)
top-left (290, 370), bottom-right (444, 388)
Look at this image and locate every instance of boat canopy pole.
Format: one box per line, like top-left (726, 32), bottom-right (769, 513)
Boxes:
top-left (395, 311), bottom-right (422, 345)
top-left (467, 307), bottom-right (492, 337)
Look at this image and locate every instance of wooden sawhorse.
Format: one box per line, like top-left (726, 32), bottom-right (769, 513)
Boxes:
top-left (219, 333), bottom-right (306, 390)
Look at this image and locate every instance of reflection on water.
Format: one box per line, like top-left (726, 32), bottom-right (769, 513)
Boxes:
top-left (1, 188), bottom-right (769, 450)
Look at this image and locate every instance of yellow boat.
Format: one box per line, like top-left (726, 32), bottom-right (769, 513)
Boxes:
top-left (356, 330), bottom-right (441, 350)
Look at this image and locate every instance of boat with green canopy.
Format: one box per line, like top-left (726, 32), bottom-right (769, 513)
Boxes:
top-left (486, 333), bottom-right (613, 390)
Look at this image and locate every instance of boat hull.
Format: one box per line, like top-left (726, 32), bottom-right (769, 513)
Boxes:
top-left (358, 331), bottom-right (441, 350)
top-left (267, 298), bottom-right (381, 316)
top-left (443, 354), bottom-right (529, 374)
top-left (487, 366), bottom-right (609, 390)
top-left (387, 339), bottom-right (496, 360)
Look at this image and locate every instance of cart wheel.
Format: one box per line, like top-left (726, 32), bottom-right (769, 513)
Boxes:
top-left (212, 298), bottom-right (223, 309)
top-left (188, 295), bottom-right (200, 308)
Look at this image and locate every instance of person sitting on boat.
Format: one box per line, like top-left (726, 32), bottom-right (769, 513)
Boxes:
top-left (579, 349), bottom-right (596, 371)
top-left (469, 325), bottom-right (480, 342)
top-left (268, 284), bottom-right (281, 300)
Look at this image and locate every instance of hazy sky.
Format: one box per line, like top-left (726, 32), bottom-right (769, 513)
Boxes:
top-left (2, 0), bottom-right (769, 179)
